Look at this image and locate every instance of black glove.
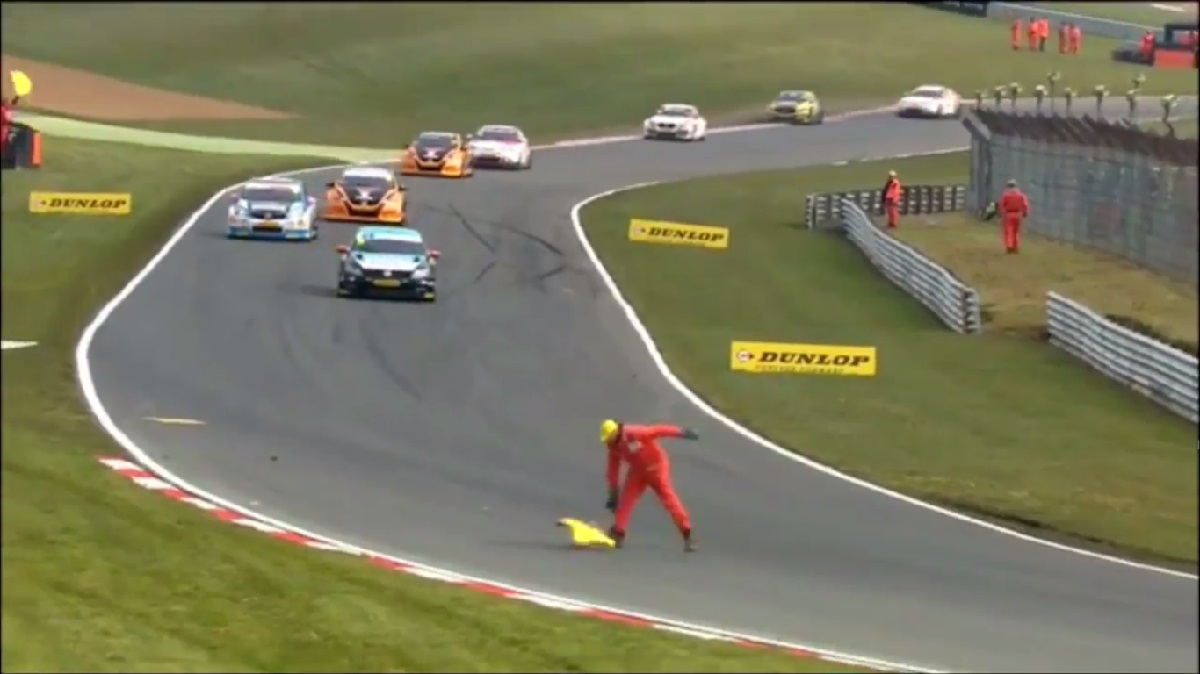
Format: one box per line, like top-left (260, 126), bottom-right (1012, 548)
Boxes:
top-left (605, 489), bottom-right (618, 512)
top-left (680, 428), bottom-right (700, 441)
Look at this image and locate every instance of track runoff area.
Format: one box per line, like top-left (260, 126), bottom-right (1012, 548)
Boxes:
top-left (628, 219), bottom-right (878, 378)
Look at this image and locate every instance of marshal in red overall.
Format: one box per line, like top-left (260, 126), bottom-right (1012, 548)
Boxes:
top-left (600, 419), bottom-right (699, 551)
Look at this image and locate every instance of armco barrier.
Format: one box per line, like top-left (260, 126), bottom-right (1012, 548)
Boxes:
top-left (833, 197), bottom-right (983, 334)
top-left (1046, 292), bottom-right (1199, 422)
top-left (805, 184), bottom-right (967, 229)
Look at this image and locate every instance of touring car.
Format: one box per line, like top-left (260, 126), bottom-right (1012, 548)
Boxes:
top-left (400, 131), bottom-right (474, 178)
top-left (335, 226), bottom-right (439, 301)
top-left (227, 176), bottom-right (318, 241)
top-left (467, 124), bottom-right (533, 169)
top-left (643, 104), bottom-right (708, 141)
top-left (323, 166), bottom-right (408, 224)
top-left (896, 85), bottom-right (963, 118)
top-left (765, 90), bottom-right (824, 124)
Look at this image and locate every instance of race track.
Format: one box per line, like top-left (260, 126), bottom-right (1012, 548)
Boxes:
top-left (87, 103), bottom-right (1198, 673)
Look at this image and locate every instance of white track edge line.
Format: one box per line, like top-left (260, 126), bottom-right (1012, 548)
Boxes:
top-left (73, 113), bottom-right (942, 674)
top-left (567, 149), bottom-right (1199, 583)
top-left (73, 120), bottom-right (1188, 674)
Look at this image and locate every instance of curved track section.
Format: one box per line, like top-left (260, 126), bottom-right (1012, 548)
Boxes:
top-left (88, 106), bottom-right (1198, 672)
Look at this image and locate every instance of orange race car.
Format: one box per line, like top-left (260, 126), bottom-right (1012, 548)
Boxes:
top-left (322, 166), bottom-right (408, 224)
top-left (399, 131), bottom-right (474, 178)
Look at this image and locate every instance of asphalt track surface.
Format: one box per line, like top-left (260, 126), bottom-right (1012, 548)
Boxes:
top-left (89, 103), bottom-right (1198, 673)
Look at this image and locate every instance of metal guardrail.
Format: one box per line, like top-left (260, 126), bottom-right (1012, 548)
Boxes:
top-left (1046, 292), bottom-right (1198, 422)
top-left (808, 190), bottom-right (1195, 418)
top-left (805, 184), bottom-right (968, 229)
top-left (829, 197), bottom-right (983, 334)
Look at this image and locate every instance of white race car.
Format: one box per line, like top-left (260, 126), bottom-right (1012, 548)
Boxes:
top-left (227, 176), bottom-right (318, 241)
top-left (467, 124), bottom-right (533, 169)
top-left (896, 85), bottom-right (963, 119)
top-left (643, 103), bottom-right (708, 141)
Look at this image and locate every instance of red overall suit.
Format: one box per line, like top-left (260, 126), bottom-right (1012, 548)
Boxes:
top-left (0, 100), bottom-right (12, 160)
top-left (606, 424), bottom-right (693, 542)
top-left (882, 175), bottom-right (902, 229)
top-left (998, 186), bottom-right (1029, 254)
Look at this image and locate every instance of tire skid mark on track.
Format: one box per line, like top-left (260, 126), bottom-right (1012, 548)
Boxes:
top-left (79, 98), bottom-right (1192, 674)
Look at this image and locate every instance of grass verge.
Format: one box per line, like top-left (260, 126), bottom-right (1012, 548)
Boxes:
top-left (1027, 2), bottom-right (1191, 26)
top-left (0, 137), bottom-right (858, 672)
top-left (3, 3), bottom-right (1195, 146)
top-left (890, 213), bottom-right (1198, 350)
top-left (579, 151), bottom-right (1198, 566)
top-left (1142, 118), bottom-right (1200, 137)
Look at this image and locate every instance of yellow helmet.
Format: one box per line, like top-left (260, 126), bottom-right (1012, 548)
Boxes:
top-left (600, 419), bottom-right (620, 444)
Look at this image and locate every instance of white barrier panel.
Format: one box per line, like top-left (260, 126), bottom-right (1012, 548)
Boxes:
top-left (1046, 292), bottom-right (1199, 422)
top-left (838, 198), bottom-right (982, 334)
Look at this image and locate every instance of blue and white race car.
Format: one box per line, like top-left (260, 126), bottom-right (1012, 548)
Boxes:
top-left (227, 176), bottom-right (318, 240)
top-left (335, 226), bottom-right (439, 301)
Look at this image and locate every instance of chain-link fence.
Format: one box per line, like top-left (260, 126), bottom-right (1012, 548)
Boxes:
top-left (964, 109), bottom-right (1199, 286)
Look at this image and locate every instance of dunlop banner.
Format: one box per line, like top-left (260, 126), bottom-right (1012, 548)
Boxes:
top-left (29, 192), bottom-right (132, 215)
top-left (730, 340), bottom-right (877, 377)
top-left (629, 219), bottom-right (729, 249)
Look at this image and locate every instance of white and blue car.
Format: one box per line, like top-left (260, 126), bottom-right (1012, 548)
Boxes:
top-left (335, 226), bottom-right (439, 301)
top-left (227, 177), bottom-right (318, 241)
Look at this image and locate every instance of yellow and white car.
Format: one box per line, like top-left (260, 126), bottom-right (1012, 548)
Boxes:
top-left (765, 90), bottom-right (824, 125)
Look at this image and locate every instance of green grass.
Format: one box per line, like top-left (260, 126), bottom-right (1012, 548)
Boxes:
top-left (1142, 118), bottom-right (1200, 136)
top-left (890, 213), bottom-right (1198, 349)
top-left (1028, 2), bottom-right (1193, 26)
top-left (0, 137), bottom-right (860, 673)
top-left (580, 152), bottom-right (1198, 566)
top-left (3, 3), bottom-right (1195, 146)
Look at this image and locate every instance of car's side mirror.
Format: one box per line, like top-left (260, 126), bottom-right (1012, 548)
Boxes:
top-left (336, 244), bottom-right (350, 255)
top-left (326, 182), bottom-right (337, 189)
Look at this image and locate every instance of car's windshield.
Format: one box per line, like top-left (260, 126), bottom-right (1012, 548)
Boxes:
top-left (355, 239), bottom-right (425, 256)
top-left (415, 134), bottom-right (456, 149)
top-left (341, 175), bottom-right (392, 190)
top-left (908, 89), bottom-right (943, 99)
top-left (241, 187), bottom-right (301, 203)
top-left (777, 91), bottom-right (809, 101)
top-left (656, 108), bottom-right (692, 118)
top-left (477, 129), bottom-right (522, 142)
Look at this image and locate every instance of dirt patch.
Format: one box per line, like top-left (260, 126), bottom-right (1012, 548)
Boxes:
top-left (2, 55), bottom-right (293, 121)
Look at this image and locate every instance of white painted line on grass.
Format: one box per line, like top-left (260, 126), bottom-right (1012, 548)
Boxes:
top-left (75, 111), bottom-right (942, 674)
top-left (566, 148), bottom-right (1199, 583)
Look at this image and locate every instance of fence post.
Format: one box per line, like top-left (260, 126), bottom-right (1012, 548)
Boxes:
top-left (961, 110), bottom-right (993, 214)
top-left (967, 110), bottom-right (1199, 286)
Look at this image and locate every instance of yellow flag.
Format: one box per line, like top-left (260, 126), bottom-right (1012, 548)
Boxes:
top-left (557, 518), bottom-right (615, 548)
top-left (10, 70), bottom-right (33, 98)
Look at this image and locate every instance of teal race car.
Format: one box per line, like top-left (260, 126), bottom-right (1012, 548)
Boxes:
top-left (335, 226), bottom-right (439, 301)
top-left (765, 90), bottom-right (824, 125)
